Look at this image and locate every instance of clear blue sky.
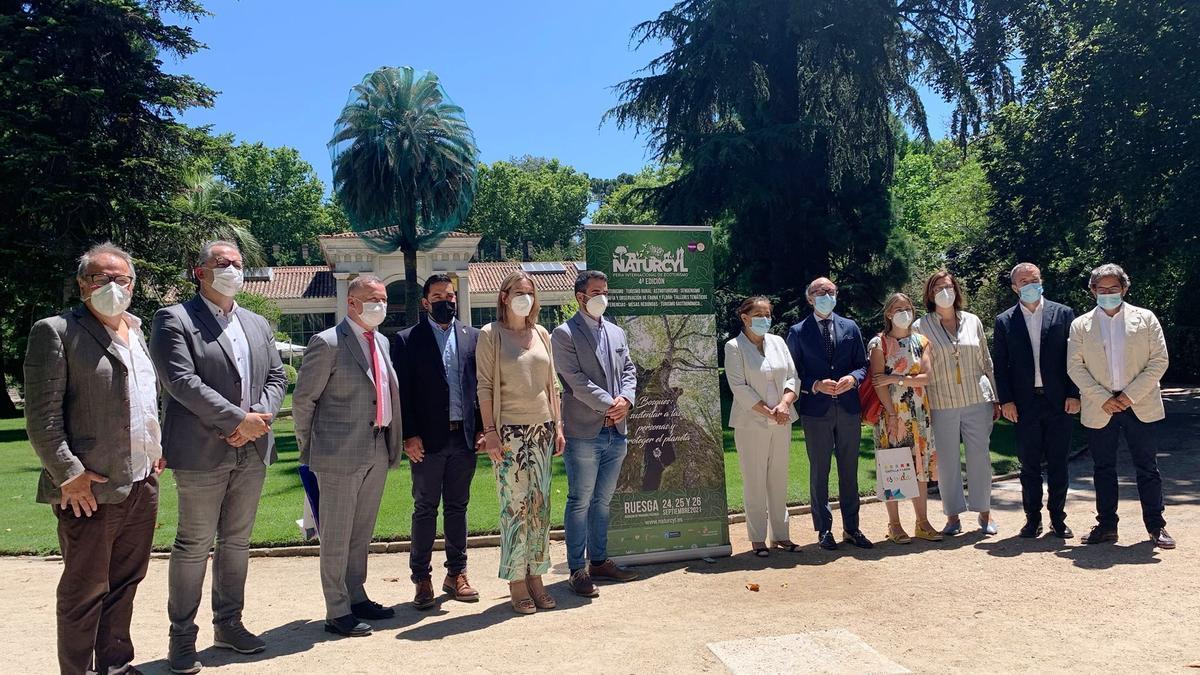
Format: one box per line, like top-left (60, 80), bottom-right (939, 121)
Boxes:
top-left (166, 0), bottom-right (955, 189)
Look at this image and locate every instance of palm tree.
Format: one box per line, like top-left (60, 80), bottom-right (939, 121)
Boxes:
top-left (172, 170), bottom-right (266, 267)
top-left (329, 66), bottom-right (478, 324)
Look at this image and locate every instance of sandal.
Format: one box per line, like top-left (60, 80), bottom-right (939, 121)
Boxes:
top-left (510, 596), bottom-right (536, 614)
top-left (531, 591), bottom-right (557, 610)
top-left (914, 522), bottom-right (944, 542)
top-left (771, 541), bottom-right (801, 553)
top-left (886, 523), bottom-right (912, 544)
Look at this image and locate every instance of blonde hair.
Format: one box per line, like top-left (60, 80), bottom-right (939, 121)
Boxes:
top-left (496, 271), bottom-right (541, 328)
top-left (881, 293), bottom-right (915, 335)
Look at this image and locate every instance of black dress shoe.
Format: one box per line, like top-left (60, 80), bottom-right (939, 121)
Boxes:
top-left (324, 614), bottom-right (372, 637)
top-left (1081, 525), bottom-right (1118, 545)
top-left (1150, 528), bottom-right (1176, 549)
top-left (1018, 518), bottom-right (1043, 538)
top-left (817, 531), bottom-right (838, 550)
top-left (351, 599), bottom-right (395, 620)
top-left (843, 530), bottom-right (875, 549)
top-left (1049, 521), bottom-right (1073, 539)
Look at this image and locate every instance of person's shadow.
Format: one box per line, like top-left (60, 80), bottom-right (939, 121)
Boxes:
top-left (1054, 540), bottom-right (1161, 569)
top-left (976, 532), bottom-right (1074, 558)
top-left (393, 579), bottom-right (595, 642)
top-left (135, 619), bottom-right (334, 673)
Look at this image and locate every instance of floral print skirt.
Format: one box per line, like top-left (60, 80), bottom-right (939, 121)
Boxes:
top-left (494, 422), bottom-right (555, 581)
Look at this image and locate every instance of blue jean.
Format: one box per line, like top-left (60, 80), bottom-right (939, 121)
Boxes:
top-left (564, 427), bottom-right (628, 571)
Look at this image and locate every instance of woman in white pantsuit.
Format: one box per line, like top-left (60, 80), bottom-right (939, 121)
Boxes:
top-left (725, 296), bottom-right (800, 557)
top-left (914, 271), bottom-right (1002, 536)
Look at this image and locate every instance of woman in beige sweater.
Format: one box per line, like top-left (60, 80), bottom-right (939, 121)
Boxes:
top-left (476, 271), bottom-right (566, 614)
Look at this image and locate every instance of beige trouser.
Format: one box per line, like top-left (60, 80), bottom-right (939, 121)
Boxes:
top-left (734, 424), bottom-right (792, 543)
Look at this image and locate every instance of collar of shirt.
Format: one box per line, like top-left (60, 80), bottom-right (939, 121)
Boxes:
top-left (1019, 298), bottom-right (1044, 319)
top-left (200, 293), bottom-right (239, 321)
top-left (101, 312), bottom-right (143, 343)
top-left (427, 315), bottom-right (456, 335)
top-left (1095, 305), bottom-right (1124, 325)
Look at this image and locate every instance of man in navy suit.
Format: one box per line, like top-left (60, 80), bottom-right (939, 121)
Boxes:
top-left (993, 262), bottom-right (1080, 539)
top-left (785, 277), bottom-right (873, 551)
top-left (392, 274), bottom-right (483, 609)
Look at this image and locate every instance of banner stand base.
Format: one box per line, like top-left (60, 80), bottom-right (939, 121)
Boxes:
top-left (612, 545), bottom-right (732, 567)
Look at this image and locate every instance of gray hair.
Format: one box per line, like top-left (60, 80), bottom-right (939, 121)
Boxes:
top-left (77, 242), bottom-right (135, 280)
top-left (805, 277), bottom-right (836, 300)
top-left (1009, 262), bottom-right (1040, 284)
top-left (574, 269), bottom-right (608, 295)
top-left (198, 240), bottom-right (240, 265)
top-left (1088, 263), bottom-right (1131, 290)
top-left (348, 274), bottom-right (385, 296)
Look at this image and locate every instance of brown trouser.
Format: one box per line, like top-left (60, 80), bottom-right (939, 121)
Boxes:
top-left (54, 475), bottom-right (158, 675)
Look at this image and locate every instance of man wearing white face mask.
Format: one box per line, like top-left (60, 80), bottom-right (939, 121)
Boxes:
top-left (552, 270), bottom-right (640, 596)
top-left (292, 275), bottom-right (403, 636)
top-left (150, 240), bottom-right (287, 672)
top-left (26, 242), bottom-right (165, 675)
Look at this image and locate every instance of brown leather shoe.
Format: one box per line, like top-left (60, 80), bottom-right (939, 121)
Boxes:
top-left (412, 578), bottom-right (436, 610)
top-left (589, 559), bottom-right (639, 583)
top-left (1151, 527), bottom-right (1176, 549)
top-left (568, 569), bottom-right (599, 597)
top-left (442, 572), bottom-right (480, 602)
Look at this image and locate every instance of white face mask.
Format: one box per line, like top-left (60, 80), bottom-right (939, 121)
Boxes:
top-left (210, 265), bottom-right (244, 298)
top-left (508, 293), bottom-right (534, 318)
top-left (891, 310), bottom-right (914, 329)
top-left (87, 281), bottom-right (132, 318)
top-left (585, 294), bottom-right (608, 318)
top-left (934, 287), bottom-right (956, 309)
top-left (358, 301), bottom-right (387, 328)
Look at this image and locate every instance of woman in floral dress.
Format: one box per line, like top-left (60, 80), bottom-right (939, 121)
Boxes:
top-left (868, 293), bottom-right (942, 544)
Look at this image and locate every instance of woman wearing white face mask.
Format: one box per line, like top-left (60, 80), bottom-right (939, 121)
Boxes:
top-left (724, 296), bottom-right (800, 557)
top-left (914, 271), bottom-right (1001, 536)
top-left (475, 271), bottom-right (565, 614)
top-left (868, 293), bottom-right (941, 544)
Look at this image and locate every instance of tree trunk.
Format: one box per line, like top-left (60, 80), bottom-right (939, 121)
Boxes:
top-left (403, 247), bottom-right (421, 328)
top-left (0, 324), bottom-right (19, 418)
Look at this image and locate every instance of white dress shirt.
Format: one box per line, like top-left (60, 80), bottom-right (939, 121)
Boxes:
top-left (1096, 306), bottom-right (1128, 392)
top-left (353, 325), bottom-right (393, 428)
top-left (104, 313), bottom-right (159, 482)
top-left (1020, 299), bottom-right (1044, 387)
top-left (201, 294), bottom-right (253, 411)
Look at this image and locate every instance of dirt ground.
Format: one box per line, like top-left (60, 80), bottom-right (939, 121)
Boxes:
top-left (5, 391), bottom-right (1199, 673)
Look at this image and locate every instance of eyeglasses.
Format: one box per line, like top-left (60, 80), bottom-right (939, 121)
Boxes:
top-left (206, 257), bottom-right (244, 270)
top-left (810, 289), bottom-right (836, 297)
top-left (84, 274), bottom-right (134, 287)
top-left (1094, 285), bottom-right (1123, 294)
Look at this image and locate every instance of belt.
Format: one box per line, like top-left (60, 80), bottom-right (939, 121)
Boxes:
top-left (448, 420), bottom-right (463, 431)
top-left (1033, 387), bottom-right (1045, 395)
top-left (604, 418), bottom-right (617, 428)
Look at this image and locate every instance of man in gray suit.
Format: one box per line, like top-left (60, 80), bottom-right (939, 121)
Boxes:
top-left (149, 240), bottom-right (286, 674)
top-left (552, 270), bottom-right (639, 598)
top-left (292, 275), bottom-right (402, 637)
top-left (26, 243), bottom-right (166, 675)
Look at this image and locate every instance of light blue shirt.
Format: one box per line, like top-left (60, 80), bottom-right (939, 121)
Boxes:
top-left (429, 316), bottom-right (464, 421)
top-left (585, 312), bottom-right (617, 397)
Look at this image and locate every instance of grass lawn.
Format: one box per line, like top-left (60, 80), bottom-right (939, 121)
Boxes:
top-left (0, 396), bottom-right (1025, 555)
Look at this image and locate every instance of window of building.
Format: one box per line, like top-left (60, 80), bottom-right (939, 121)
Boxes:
top-left (471, 307), bottom-right (497, 327)
top-left (279, 313), bottom-right (335, 346)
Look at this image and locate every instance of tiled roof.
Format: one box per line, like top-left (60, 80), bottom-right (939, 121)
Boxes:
top-left (242, 266), bottom-right (335, 300)
top-left (320, 229), bottom-right (476, 240)
top-left (242, 262), bottom-right (578, 300)
top-left (468, 262), bottom-right (577, 295)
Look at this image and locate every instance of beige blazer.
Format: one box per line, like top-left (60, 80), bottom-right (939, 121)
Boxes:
top-left (725, 332), bottom-right (799, 429)
top-left (1067, 303), bottom-right (1169, 429)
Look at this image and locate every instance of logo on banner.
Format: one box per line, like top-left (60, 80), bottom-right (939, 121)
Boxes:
top-left (611, 244), bottom-right (691, 275)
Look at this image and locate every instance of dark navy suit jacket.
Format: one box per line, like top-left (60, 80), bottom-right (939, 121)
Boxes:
top-left (391, 318), bottom-right (482, 452)
top-left (785, 312), bottom-right (868, 417)
top-left (992, 299), bottom-right (1079, 412)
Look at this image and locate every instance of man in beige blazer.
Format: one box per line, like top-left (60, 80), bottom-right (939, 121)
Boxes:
top-left (1067, 263), bottom-right (1173, 549)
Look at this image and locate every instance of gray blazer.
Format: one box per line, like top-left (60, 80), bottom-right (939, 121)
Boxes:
top-left (292, 318), bottom-right (402, 474)
top-left (552, 312), bottom-right (637, 439)
top-left (149, 295), bottom-right (287, 470)
top-left (24, 306), bottom-right (161, 504)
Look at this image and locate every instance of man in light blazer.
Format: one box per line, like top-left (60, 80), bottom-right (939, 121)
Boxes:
top-left (993, 263), bottom-right (1080, 539)
top-left (26, 243), bottom-right (165, 675)
top-left (150, 240), bottom-right (287, 673)
top-left (785, 277), bottom-right (873, 551)
top-left (1067, 263), bottom-right (1174, 549)
top-left (552, 270), bottom-right (639, 598)
top-left (293, 275), bottom-right (402, 637)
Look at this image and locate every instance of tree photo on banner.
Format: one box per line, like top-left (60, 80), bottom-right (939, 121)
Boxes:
top-left (586, 224), bottom-right (730, 564)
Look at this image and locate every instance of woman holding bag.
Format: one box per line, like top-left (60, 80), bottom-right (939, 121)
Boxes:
top-left (724, 296), bottom-right (800, 557)
top-left (868, 293), bottom-right (942, 544)
top-left (476, 271), bottom-right (566, 614)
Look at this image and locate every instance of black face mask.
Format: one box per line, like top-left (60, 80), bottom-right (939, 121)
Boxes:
top-left (429, 300), bottom-right (457, 324)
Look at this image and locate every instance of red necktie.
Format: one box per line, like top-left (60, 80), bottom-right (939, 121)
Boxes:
top-left (364, 331), bottom-right (385, 428)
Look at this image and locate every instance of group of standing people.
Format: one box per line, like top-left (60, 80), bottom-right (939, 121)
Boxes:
top-left (25, 240), bottom-right (642, 675)
top-left (726, 263), bottom-right (1175, 556)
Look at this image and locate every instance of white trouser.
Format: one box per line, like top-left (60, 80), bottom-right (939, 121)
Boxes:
top-left (734, 424), bottom-right (792, 543)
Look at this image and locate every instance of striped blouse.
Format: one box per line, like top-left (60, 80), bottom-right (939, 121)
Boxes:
top-left (913, 311), bottom-right (997, 411)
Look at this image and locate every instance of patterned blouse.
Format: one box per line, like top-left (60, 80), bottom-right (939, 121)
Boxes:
top-left (913, 311), bottom-right (997, 411)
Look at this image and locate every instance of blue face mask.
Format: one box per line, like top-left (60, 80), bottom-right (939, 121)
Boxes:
top-left (749, 316), bottom-right (771, 336)
top-left (1019, 283), bottom-right (1043, 304)
top-left (813, 294), bottom-right (837, 317)
top-left (1097, 293), bottom-right (1123, 311)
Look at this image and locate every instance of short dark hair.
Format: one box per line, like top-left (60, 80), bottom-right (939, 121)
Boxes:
top-left (423, 273), bottom-right (454, 298)
top-left (923, 270), bottom-right (965, 313)
top-left (574, 269), bottom-right (607, 295)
